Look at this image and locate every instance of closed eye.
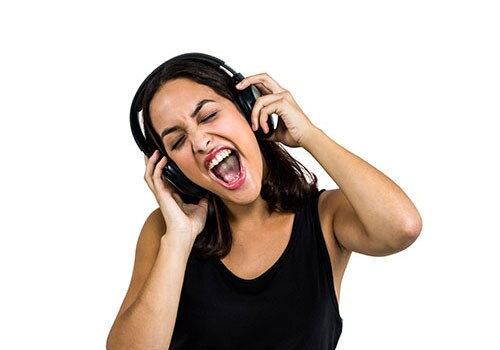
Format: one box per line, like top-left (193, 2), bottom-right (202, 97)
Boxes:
top-left (171, 136), bottom-right (184, 151)
top-left (201, 112), bottom-right (217, 123)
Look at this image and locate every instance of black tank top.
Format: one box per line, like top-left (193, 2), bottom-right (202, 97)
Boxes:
top-left (169, 189), bottom-right (343, 349)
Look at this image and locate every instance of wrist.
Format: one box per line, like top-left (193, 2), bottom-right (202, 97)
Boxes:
top-left (160, 233), bottom-right (195, 258)
top-left (300, 125), bottom-right (323, 150)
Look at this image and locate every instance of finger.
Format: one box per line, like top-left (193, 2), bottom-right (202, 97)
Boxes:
top-left (251, 82), bottom-right (273, 95)
top-left (236, 73), bottom-right (285, 94)
top-left (144, 150), bottom-right (161, 189)
top-left (145, 150), bottom-right (160, 169)
top-left (197, 196), bottom-right (209, 210)
top-left (250, 93), bottom-right (284, 131)
top-left (153, 157), bottom-right (180, 208)
top-left (161, 173), bottom-right (180, 196)
top-left (152, 155), bottom-right (169, 191)
top-left (258, 101), bottom-right (283, 134)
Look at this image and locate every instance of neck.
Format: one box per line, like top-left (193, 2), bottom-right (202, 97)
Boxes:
top-left (222, 194), bottom-right (290, 252)
top-left (223, 194), bottom-right (273, 232)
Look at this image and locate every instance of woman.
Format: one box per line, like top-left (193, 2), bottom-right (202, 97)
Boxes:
top-left (107, 54), bottom-right (422, 349)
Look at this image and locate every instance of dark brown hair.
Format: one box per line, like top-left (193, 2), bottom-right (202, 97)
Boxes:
top-left (140, 59), bottom-right (318, 260)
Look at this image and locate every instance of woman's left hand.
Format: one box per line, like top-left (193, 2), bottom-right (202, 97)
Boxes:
top-left (236, 73), bottom-right (317, 148)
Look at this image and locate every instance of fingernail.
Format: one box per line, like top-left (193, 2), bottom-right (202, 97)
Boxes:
top-left (236, 81), bottom-right (243, 88)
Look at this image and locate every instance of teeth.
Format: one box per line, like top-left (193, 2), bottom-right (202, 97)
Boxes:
top-left (208, 149), bottom-right (232, 170)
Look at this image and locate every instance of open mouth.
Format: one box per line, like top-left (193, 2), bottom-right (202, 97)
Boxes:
top-left (207, 149), bottom-right (245, 189)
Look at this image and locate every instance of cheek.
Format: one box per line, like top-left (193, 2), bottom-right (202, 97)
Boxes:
top-left (214, 113), bottom-right (252, 135)
top-left (173, 155), bottom-right (207, 187)
top-left (170, 151), bottom-right (197, 176)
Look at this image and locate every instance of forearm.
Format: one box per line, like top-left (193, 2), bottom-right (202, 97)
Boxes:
top-left (302, 126), bottom-right (422, 238)
top-left (106, 237), bottom-right (191, 350)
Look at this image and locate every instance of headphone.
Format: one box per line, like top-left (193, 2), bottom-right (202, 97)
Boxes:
top-left (130, 53), bottom-right (276, 204)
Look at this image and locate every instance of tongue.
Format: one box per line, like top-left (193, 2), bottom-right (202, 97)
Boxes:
top-left (212, 154), bottom-right (240, 184)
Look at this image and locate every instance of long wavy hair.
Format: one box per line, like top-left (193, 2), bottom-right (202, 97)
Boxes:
top-left (140, 58), bottom-right (318, 259)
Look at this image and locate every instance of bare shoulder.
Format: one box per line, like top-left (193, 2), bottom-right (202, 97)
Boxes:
top-left (317, 189), bottom-right (352, 297)
top-left (132, 208), bottom-right (167, 265)
top-left (113, 208), bottom-right (166, 319)
top-left (141, 208), bottom-right (167, 243)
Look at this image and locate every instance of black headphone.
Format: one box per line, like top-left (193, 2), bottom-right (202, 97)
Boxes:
top-left (130, 53), bottom-right (276, 204)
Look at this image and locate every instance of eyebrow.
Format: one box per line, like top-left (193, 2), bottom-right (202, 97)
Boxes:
top-left (160, 99), bottom-right (216, 139)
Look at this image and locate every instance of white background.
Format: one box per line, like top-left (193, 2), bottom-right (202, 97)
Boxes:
top-left (1, 0), bottom-right (498, 349)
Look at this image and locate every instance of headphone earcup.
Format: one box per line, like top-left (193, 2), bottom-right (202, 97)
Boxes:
top-left (235, 84), bottom-right (275, 140)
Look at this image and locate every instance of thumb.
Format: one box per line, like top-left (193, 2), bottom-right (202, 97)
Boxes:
top-left (197, 196), bottom-right (209, 210)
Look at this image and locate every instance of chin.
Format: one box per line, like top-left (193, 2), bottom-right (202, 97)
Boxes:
top-left (212, 176), bottom-right (262, 206)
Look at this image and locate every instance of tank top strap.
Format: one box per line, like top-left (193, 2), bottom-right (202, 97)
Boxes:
top-left (303, 188), bottom-right (342, 316)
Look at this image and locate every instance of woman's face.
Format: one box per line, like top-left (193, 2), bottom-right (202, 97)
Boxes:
top-left (149, 78), bottom-right (265, 205)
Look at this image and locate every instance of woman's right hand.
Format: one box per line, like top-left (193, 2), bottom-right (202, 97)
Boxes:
top-left (144, 150), bottom-right (209, 249)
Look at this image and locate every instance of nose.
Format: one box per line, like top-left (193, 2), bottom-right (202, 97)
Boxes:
top-left (190, 129), bottom-right (213, 153)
